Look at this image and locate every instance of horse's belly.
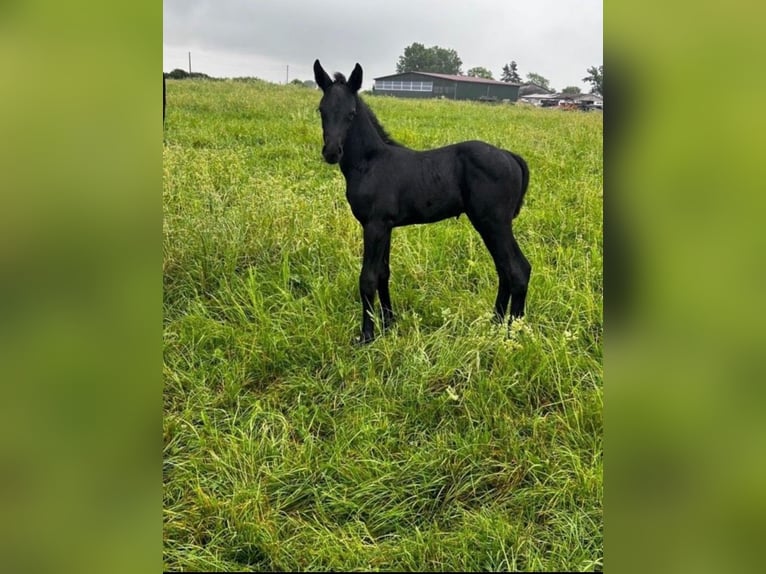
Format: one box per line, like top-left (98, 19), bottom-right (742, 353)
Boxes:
top-left (397, 186), bottom-right (463, 225)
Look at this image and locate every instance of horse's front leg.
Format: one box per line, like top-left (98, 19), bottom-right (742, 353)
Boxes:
top-left (358, 222), bottom-right (391, 344)
top-left (378, 231), bottom-right (394, 330)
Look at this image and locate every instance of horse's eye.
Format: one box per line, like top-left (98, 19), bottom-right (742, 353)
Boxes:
top-left (348, 110), bottom-right (356, 120)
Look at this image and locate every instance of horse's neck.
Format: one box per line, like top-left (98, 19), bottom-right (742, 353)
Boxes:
top-left (340, 104), bottom-right (386, 173)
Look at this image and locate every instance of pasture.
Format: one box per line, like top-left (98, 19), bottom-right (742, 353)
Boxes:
top-left (163, 78), bottom-right (603, 571)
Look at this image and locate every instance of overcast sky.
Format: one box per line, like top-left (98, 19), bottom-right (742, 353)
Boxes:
top-left (163, 0), bottom-right (602, 92)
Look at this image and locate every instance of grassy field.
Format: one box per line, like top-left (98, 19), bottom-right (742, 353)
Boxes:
top-left (163, 78), bottom-right (603, 572)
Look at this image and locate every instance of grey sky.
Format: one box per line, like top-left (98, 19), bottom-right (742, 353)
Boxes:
top-left (163, 0), bottom-right (602, 92)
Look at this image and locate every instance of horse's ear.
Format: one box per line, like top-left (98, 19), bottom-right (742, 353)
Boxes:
top-left (348, 63), bottom-right (363, 93)
top-left (314, 59), bottom-right (332, 92)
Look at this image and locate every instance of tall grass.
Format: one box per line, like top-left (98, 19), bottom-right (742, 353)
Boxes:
top-left (163, 79), bottom-right (602, 572)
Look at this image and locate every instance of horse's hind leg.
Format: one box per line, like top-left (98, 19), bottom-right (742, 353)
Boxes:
top-left (470, 217), bottom-right (531, 323)
top-left (508, 233), bottom-right (531, 319)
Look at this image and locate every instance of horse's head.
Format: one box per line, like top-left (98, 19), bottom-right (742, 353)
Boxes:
top-left (313, 59), bottom-right (363, 164)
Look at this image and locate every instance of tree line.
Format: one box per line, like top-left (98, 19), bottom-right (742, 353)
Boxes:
top-left (164, 69), bottom-right (214, 80)
top-left (396, 43), bottom-right (602, 95)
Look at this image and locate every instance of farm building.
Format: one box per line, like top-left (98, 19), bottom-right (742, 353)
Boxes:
top-left (372, 72), bottom-right (520, 102)
top-left (552, 93), bottom-right (603, 110)
top-left (518, 82), bottom-right (554, 97)
top-left (557, 93), bottom-right (603, 106)
top-left (520, 92), bottom-right (603, 110)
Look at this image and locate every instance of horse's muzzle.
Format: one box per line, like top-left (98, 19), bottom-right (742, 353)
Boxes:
top-left (322, 143), bottom-right (343, 164)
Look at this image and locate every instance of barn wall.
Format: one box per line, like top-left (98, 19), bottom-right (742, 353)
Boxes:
top-left (455, 83), bottom-right (519, 101)
top-left (372, 72), bottom-right (436, 99)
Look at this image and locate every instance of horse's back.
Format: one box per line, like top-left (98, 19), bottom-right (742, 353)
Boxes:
top-left (451, 141), bottom-right (527, 221)
top-left (360, 141), bottom-right (528, 226)
top-left (456, 141), bottom-right (521, 177)
top-left (382, 146), bottom-right (465, 225)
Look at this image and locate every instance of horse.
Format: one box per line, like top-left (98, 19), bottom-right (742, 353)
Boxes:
top-left (313, 60), bottom-right (532, 344)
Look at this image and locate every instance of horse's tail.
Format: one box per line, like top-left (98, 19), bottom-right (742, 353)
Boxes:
top-left (508, 151), bottom-right (530, 219)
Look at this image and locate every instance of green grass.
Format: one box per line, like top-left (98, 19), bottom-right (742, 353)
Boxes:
top-left (163, 79), bottom-right (602, 572)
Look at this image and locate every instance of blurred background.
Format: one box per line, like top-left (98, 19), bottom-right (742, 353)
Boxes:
top-left (0, 2), bottom-right (160, 573)
top-left (605, 1), bottom-right (766, 572)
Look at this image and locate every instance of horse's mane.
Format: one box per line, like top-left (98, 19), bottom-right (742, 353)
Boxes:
top-left (358, 97), bottom-right (402, 147)
top-left (332, 73), bottom-right (402, 147)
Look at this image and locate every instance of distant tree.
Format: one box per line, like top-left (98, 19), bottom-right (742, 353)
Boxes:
top-left (561, 86), bottom-right (582, 95)
top-left (166, 68), bottom-right (214, 80)
top-left (232, 77), bottom-right (267, 83)
top-left (583, 65), bottom-right (603, 95)
top-left (467, 66), bottom-right (494, 80)
top-left (396, 42), bottom-right (463, 75)
top-left (526, 72), bottom-right (552, 92)
top-left (167, 68), bottom-right (189, 79)
top-left (501, 61), bottom-right (521, 83)
top-left (289, 79), bottom-right (318, 89)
